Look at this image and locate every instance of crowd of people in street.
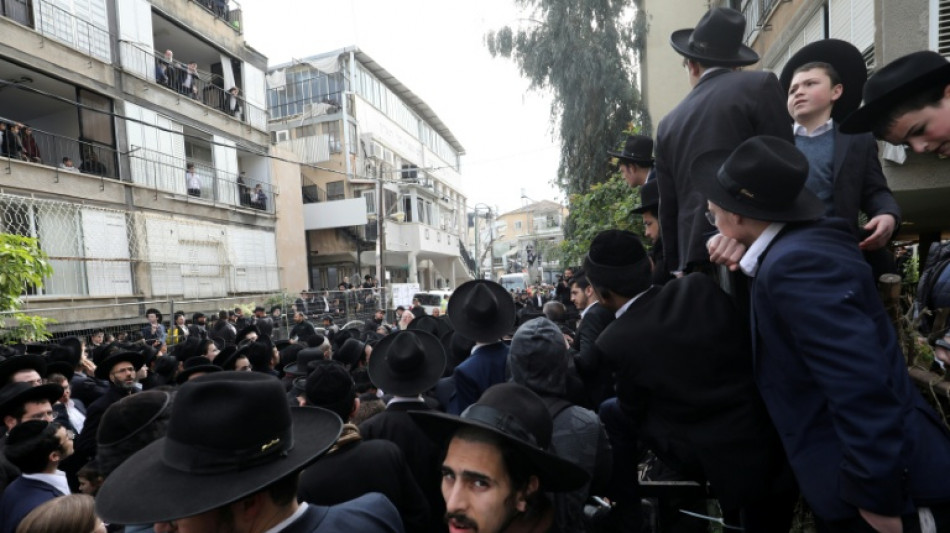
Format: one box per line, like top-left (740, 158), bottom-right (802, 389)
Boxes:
top-left (4, 5), bottom-right (950, 533)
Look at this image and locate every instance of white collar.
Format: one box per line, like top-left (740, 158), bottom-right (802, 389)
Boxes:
top-left (580, 301), bottom-right (596, 318)
top-left (739, 223), bottom-right (786, 277)
top-left (387, 395), bottom-right (425, 406)
top-left (792, 118), bottom-right (834, 137)
top-left (699, 66), bottom-right (728, 80)
top-left (263, 502), bottom-right (308, 533)
top-left (614, 288), bottom-right (652, 319)
top-left (21, 470), bottom-right (69, 496)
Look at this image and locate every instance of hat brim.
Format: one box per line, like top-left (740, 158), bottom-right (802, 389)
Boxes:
top-left (0, 354), bottom-right (47, 384)
top-left (175, 365), bottom-right (222, 385)
top-left (45, 361), bottom-right (75, 383)
top-left (368, 331), bottom-right (446, 396)
top-left (409, 410), bottom-right (589, 492)
top-left (607, 150), bottom-right (654, 166)
top-left (631, 202), bottom-right (658, 215)
top-left (840, 63), bottom-right (950, 134)
top-left (695, 153), bottom-right (825, 223)
top-left (447, 280), bottom-right (516, 343)
top-left (779, 39), bottom-right (868, 123)
top-left (95, 406), bottom-right (342, 524)
top-left (94, 352), bottom-right (145, 381)
top-left (670, 29), bottom-right (760, 67)
top-left (0, 383), bottom-right (64, 417)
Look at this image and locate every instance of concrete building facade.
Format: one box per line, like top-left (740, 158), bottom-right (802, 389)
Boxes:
top-left (491, 200), bottom-right (567, 284)
top-left (267, 47), bottom-right (473, 294)
top-left (0, 0), bottom-right (289, 333)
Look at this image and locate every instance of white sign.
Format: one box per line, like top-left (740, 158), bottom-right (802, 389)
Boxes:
top-left (391, 282), bottom-right (421, 308)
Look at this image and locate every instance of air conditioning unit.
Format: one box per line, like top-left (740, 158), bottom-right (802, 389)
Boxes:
top-left (360, 134), bottom-right (381, 158)
top-left (365, 160), bottom-right (379, 179)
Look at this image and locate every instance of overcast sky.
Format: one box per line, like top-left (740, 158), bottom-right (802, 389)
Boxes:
top-left (240, 0), bottom-right (562, 215)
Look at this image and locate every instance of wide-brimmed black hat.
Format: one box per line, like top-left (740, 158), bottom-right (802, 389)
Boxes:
top-left (94, 351), bottom-right (145, 381)
top-left (406, 315), bottom-right (441, 337)
top-left (217, 346), bottom-right (239, 370)
top-left (840, 50), bottom-right (950, 134)
top-left (45, 361), bottom-right (75, 383)
top-left (95, 371), bottom-right (342, 525)
top-left (698, 135), bottom-right (824, 222)
top-left (608, 134), bottom-right (654, 166)
top-left (447, 280), bottom-right (515, 343)
top-left (236, 324), bottom-right (261, 342)
top-left (410, 383), bottom-right (588, 491)
top-left (632, 179), bottom-right (659, 214)
top-left (333, 338), bottom-right (366, 369)
top-left (283, 347), bottom-right (325, 376)
top-left (0, 382), bottom-right (63, 418)
top-left (670, 7), bottom-right (759, 67)
top-left (780, 39), bottom-right (868, 123)
top-left (369, 330), bottom-right (446, 396)
top-left (0, 354), bottom-right (47, 385)
top-left (175, 356), bottom-right (221, 385)
top-left (583, 230), bottom-right (652, 297)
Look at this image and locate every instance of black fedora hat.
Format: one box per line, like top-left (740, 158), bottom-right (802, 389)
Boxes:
top-left (631, 179), bottom-right (659, 214)
top-left (698, 135), bottom-right (824, 222)
top-left (94, 350), bottom-right (145, 381)
top-left (840, 50), bottom-right (950, 134)
top-left (583, 230), bottom-right (652, 297)
top-left (0, 382), bottom-right (63, 418)
top-left (369, 330), bottom-right (446, 396)
top-left (45, 361), bottom-right (74, 383)
top-left (0, 354), bottom-right (47, 385)
top-left (410, 382), bottom-right (588, 491)
top-left (608, 134), bottom-right (654, 166)
top-left (670, 7), bottom-right (759, 67)
top-left (283, 347), bottom-right (325, 376)
top-left (406, 314), bottom-right (441, 336)
top-left (780, 39), bottom-right (868, 123)
top-left (175, 356), bottom-right (221, 385)
top-left (440, 330), bottom-right (474, 377)
top-left (95, 371), bottom-right (342, 525)
top-left (447, 280), bottom-right (515, 343)
top-left (217, 346), bottom-right (239, 370)
top-left (333, 338), bottom-right (366, 369)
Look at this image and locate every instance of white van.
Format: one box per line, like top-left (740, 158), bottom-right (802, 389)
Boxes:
top-left (412, 290), bottom-right (452, 315)
top-left (498, 273), bottom-right (529, 293)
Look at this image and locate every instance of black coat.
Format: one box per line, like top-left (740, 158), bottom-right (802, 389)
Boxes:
top-left (359, 401), bottom-right (446, 532)
top-left (570, 302), bottom-right (615, 408)
top-left (596, 274), bottom-right (787, 511)
top-left (298, 438), bottom-right (429, 532)
top-left (656, 69), bottom-right (793, 272)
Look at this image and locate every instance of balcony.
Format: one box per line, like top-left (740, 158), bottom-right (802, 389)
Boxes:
top-left (1, 0), bottom-right (111, 62)
top-left (189, 0), bottom-right (243, 33)
top-left (387, 221), bottom-right (459, 257)
top-left (117, 42), bottom-right (267, 131)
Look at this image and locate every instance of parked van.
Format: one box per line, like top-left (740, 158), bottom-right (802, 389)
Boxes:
top-left (498, 273), bottom-right (529, 293)
top-left (412, 290), bottom-right (452, 315)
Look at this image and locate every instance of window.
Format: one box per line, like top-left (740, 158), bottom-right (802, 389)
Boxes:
top-left (327, 181), bottom-right (345, 201)
top-left (295, 125), bottom-right (317, 138)
top-left (324, 121), bottom-right (341, 152)
top-left (363, 190), bottom-right (377, 215)
top-left (514, 220), bottom-right (523, 232)
top-left (829, 0), bottom-right (873, 56)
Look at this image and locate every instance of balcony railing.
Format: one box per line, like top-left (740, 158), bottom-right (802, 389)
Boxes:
top-left (128, 145), bottom-right (275, 214)
top-left (191, 0), bottom-right (242, 33)
top-left (1, 0), bottom-right (111, 62)
top-left (0, 123), bottom-right (118, 179)
top-left (118, 42), bottom-right (267, 131)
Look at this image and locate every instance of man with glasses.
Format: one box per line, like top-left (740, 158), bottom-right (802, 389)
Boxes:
top-left (0, 420), bottom-right (74, 533)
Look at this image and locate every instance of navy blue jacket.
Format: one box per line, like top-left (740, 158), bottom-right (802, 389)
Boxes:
top-left (0, 476), bottom-right (65, 533)
top-left (448, 342), bottom-right (509, 415)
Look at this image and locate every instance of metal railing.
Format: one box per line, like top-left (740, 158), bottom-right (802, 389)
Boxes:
top-left (0, 123), bottom-right (118, 179)
top-left (191, 0), bottom-right (242, 33)
top-left (128, 145), bottom-right (276, 214)
top-left (118, 42), bottom-right (267, 131)
top-left (35, 0), bottom-right (111, 61)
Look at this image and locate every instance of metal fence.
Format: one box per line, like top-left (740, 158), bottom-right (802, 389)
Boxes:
top-left (35, 0), bottom-right (111, 62)
top-left (1, 288), bottom-right (388, 344)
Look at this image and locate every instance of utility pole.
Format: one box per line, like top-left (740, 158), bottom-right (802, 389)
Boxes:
top-left (376, 160), bottom-right (386, 309)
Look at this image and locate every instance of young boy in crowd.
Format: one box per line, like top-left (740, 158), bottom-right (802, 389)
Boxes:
top-left (840, 50), bottom-right (950, 155)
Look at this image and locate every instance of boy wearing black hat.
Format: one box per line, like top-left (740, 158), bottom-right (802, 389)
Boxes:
top-left (705, 135), bottom-right (950, 532)
top-left (608, 134), bottom-right (654, 188)
top-left (657, 7), bottom-right (792, 275)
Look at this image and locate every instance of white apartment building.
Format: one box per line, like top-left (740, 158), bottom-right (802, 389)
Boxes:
top-left (267, 47), bottom-right (473, 292)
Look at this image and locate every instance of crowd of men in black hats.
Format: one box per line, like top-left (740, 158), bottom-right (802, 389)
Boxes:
top-left (4, 5), bottom-right (950, 533)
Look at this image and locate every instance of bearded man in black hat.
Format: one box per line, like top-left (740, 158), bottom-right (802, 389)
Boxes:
top-left (96, 371), bottom-right (404, 533)
top-left (656, 7), bottom-right (792, 276)
top-left (444, 280), bottom-right (516, 415)
top-left (411, 383), bottom-right (589, 533)
top-left (705, 135), bottom-right (950, 532)
top-left (587, 228), bottom-right (794, 532)
top-left (361, 330), bottom-right (449, 532)
top-left (608, 134), bottom-right (654, 188)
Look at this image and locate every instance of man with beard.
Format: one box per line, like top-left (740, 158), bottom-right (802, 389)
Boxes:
top-left (190, 312), bottom-right (209, 340)
top-left (411, 383), bottom-right (588, 533)
top-left (73, 350), bottom-right (143, 472)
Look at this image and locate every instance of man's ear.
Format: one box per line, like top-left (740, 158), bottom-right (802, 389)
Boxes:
top-left (515, 475), bottom-right (541, 512)
top-left (3, 415), bottom-right (15, 432)
top-left (831, 83), bottom-right (844, 103)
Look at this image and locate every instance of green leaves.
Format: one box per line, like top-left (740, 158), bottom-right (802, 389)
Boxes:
top-left (0, 233), bottom-right (54, 342)
top-left (557, 174), bottom-right (644, 267)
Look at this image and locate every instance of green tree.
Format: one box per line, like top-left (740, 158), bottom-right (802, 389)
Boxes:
top-left (486, 0), bottom-right (647, 199)
top-left (0, 233), bottom-right (54, 342)
top-left (558, 174), bottom-right (643, 267)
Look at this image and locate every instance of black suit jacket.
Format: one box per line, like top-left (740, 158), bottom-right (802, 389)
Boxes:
top-left (571, 303), bottom-right (615, 407)
top-left (827, 128), bottom-right (901, 239)
top-left (298, 438), bottom-right (429, 532)
top-left (596, 274), bottom-right (787, 510)
top-left (656, 69), bottom-right (793, 272)
top-left (359, 402), bottom-right (446, 532)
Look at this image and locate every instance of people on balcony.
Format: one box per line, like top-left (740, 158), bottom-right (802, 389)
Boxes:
top-left (179, 63), bottom-right (201, 100)
top-left (2, 122), bottom-right (27, 160)
top-left (251, 183), bottom-right (267, 210)
top-left (20, 126), bottom-right (41, 163)
top-left (155, 50), bottom-right (177, 89)
top-left (80, 150), bottom-right (107, 176)
top-left (60, 157), bottom-right (78, 172)
top-left (186, 163), bottom-right (201, 197)
top-left (227, 86), bottom-right (244, 121)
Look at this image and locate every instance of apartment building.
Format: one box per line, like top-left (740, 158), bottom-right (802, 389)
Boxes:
top-left (267, 47), bottom-right (472, 292)
top-left (0, 0), bottom-right (288, 332)
top-left (491, 200), bottom-right (567, 284)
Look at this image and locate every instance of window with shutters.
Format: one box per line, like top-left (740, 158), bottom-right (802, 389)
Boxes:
top-left (931, 0), bottom-right (950, 57)
top-left (829, 0), bottom-right (874, 58)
